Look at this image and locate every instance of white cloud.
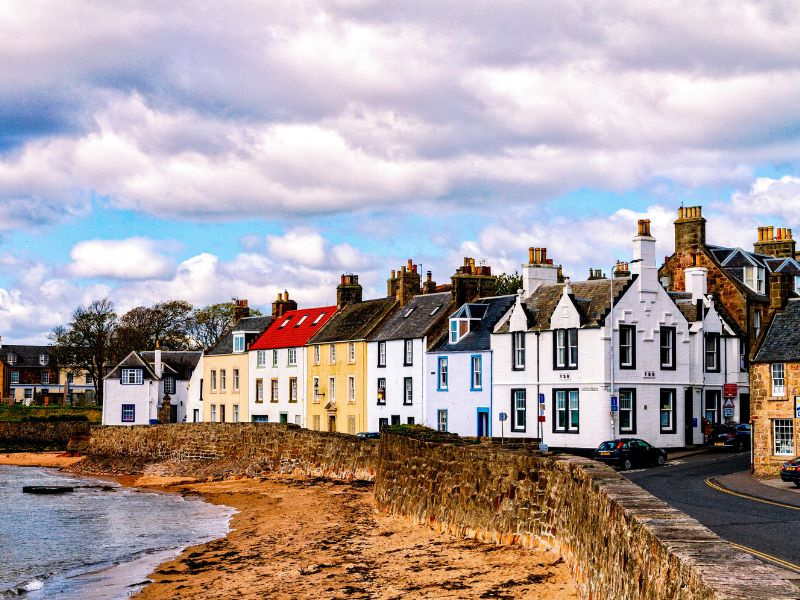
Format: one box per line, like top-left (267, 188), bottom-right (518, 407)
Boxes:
top-left (68, 237), bottom-right (175, 280)
top-left (730, 176), bottom-right (800, 226)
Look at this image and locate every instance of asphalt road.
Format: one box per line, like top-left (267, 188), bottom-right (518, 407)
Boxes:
top-left (625, 451), bottom-right (800, 575)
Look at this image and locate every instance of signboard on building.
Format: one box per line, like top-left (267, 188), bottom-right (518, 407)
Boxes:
top-left (795, 397), bottom-right (800, 419)
top-left (723, 384), bottom-right (738, 398)
top-left (723, 406), bottom-right (734, 418)
top-left (611, 395), bottom-right (618, 412)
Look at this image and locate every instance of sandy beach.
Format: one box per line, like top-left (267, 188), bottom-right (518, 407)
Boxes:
top-left (0, 451), bottom-right (85, 469)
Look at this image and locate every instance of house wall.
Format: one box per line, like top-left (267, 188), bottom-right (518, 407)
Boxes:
top-left (248, 346), bottom-right (307, 426)
top-left (102, 377), bottom-right (158, 426)
top-left (184, 355), bottom-right (204, 423)
top-left (425, 350), bottom-right (492, 437)
top-left (751, 361), bottom-right (800, 476)
top-left (366, 338), bottom-right (426, 431)
top-left (306, 341), bottom-right (368, 434)
top-left (202, 353), bottom-right (250, 423)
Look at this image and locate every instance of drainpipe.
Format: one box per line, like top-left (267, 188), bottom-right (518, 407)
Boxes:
top-left (488, 349), bottom-right (493, 438)
top-left (536, 331), bottom-right (541, 447)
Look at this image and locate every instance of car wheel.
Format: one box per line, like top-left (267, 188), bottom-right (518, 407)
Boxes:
top-left (622, 458), bottom-right (633, 471)
top-left (656, 454), bottom-right (666, 466)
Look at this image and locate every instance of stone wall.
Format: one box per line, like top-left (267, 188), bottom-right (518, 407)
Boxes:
top-left (751, 361), bottom-right (800, 476)
top-left (0, 421), bottom-right (92, 451)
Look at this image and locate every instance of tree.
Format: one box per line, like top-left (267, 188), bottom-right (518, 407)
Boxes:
top-left (115, 300), bottom-right (194, 357)
top-left (495, 271), bottom-right (523, 296)
top-left (187, 302), bottom-right (263, 350)
top-left (50, 298), bottom-right (118, 405)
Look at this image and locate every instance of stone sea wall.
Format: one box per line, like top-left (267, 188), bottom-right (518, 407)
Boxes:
top-left (80, 424), bottom-right (796, 600)
top-left (0, 421), bottom-right (92, 451)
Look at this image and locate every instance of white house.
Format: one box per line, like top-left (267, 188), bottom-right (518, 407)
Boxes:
top-left (491, 220), bottom-right (747, 450)
top-left (367, 292), bottom-right (452, 431)
top-left (248, 305), bottom-right (336, 425)
top-left (425, 295), bottom-right (516, 437)
top-left (184, 354), bottom-right (204, 423)
top-left (102, 349), bottom-right (201, 426)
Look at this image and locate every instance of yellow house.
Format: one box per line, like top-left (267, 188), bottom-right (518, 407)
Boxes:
top-left (306, 276), bottom-right (397, 434)
top-left (203, 310), bottom-right (271, 423)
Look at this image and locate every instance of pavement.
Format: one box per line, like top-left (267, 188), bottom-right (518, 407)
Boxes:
top-left (712, 469), bottom-right (800, 509)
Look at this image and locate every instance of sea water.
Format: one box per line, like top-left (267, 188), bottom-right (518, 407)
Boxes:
top-left (0, 466), bottom-right (233, 599)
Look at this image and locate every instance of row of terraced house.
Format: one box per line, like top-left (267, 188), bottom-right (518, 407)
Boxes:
top-left (100, 207), bottom-right (800, 461)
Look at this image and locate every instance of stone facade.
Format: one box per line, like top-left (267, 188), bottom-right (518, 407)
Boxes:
top-left (0, 421), bottom-right (93, 451)
top-left (751, 361), bottom-right (800, 476)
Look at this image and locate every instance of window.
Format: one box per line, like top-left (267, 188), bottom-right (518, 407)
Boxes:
top-left (211, 404), bottom-right (217, 422)
top-left (39, 354), bottom-right (48, 366)
top-left (85, 373), bottom-right (93, 386)
top-left (407, 417), bottom-right (415, 425)
top-left (295, 315), bottom-right (307, 327)
top-left (554, 329), bottom-right (578, 369)
top-left (513, 332), bottom-right (526, 370)
top-left (312, 313), bottom-right (326, 325)
top-left (471, 355), bottom-right (482, 391)
top-left (771, 363), bottom-right (786, 397)
top-left (450, 318), bottom-right (470, 344)
top-left (329, 345), bottom-right (336, 364)
top-left (40, 371), bottom-right (49, 385)
top-left (272, 350), bottom-right (278, 367)
top-left (403, 307), bottom-right (415, 318)
top-left (329, 377), bottom-right (336, 402)
top-left (704, 390), bottom-right (720, 425)
top-left (391, 415), bottom-right (401, 425)
top-left (255, 379), bottom-right (264, 403)
top-left (233, 404), bottom-right (239, 423)
top-left (347, 415), bottom-right (356, 435)
top-left (377, 378), bottom-right (386, 405)
top-left (348, 376), bottom-right (356, 403)
top-left (257, 351), bottom-right (266, 367)
top-left (437, 409), bottom-right (448, 432)
top-left (348, 342), bottom-right (355, 363)
top-left (511, 389), bottom-right (526, 432)
top-left (164, 376), bottom-right (176, 395)
top-left (796, 275), bottom-right (800, 295)
top-left (233, 369), bottom-right (240, 391)
top-left (6, 353), bottom-right (15, 365)
top-left (220, 369), bottom-right (227, 391)
top-left (619, 389), bottom-right (636, 433)
top-left (288, 348), bottom-right (297, 366)
top-left (288, 378), bottom-right (298, 403)
top-left (121, 369), bottom-right (143, 385)
top-left (67, 372), bottom-right (74, 384)
top-left (754, 310), bottom-right (761, 339)
top-left (660, 389), bottom-right (676, 433)
top-left (313, 415), bottom-right (321, 431)
top-left (704, 333), bottom-right (720, 372)
top-left (619, 325), bottom-right (636, 369)
top-left (437, 357), bottom-right (448, 391)
top-left (430, 305), bottom-right (441, 316)
top-left (379, 417), bottom-right (389, 430)
top-left (774, 419), bottom-right (794, 456)
top-left (377, 342), bottom-right (386, 367)
top-left (280, 317), bottom-right (291, 328)
top-left (404, 339), bottom-right (413, 366)
top-left (659, 327), bottom-right (676, 370)
top-left (744, 266), bottom-right (765, 294)
top-left (270, 379), bottom-right (279, 403)
top-left (295, 415), bottom-right (301, 425)
top-left (10, 371), bottom-right (19, 384)
top-left (24, 388), bottom-right (32, 400)
top-left (313, 345), bottom-right (320, 365)
top-left (233, 334), bottom-right (245, 353)
top-left (450, 320), bottom-right (458, 344)
top-left (210, 370), bottom-right (217, 391)
top-left (403, 377), bottom-right (413, 405)
top-left (312, 377), bottom-right (320, 403)
top-left (553, 389), bottom-right (579, 433)
top-left (121, 404), bottom-right (135, 423)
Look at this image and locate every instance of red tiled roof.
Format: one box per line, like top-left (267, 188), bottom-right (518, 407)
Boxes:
top-left (249, 306), bottom-right (337, 350)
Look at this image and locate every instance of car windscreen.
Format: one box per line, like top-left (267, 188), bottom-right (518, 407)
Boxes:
top-left (597, 441), bottom-right (616, 451)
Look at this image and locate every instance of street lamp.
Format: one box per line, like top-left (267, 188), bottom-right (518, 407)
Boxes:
top-left (609, 258), bottom-right (642, 440)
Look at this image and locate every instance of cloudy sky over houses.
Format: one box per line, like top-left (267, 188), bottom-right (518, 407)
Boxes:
top-left (2, 1), bottom-right (800, 342)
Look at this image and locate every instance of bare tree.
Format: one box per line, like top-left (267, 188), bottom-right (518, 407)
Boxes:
top-left (115, 300), bottom-right (194, 356)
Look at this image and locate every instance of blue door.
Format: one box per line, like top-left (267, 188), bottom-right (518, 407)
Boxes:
top-left (477, 408), bottom-right (490, 437)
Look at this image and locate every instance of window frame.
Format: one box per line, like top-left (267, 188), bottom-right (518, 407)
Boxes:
top-left (210, 370), bottom-right (217, 391)
top-left (377, 377), bottom-right (386, 405)
top-left (619, 324), bottom-right (636, 370)
top-left (512, 332), bottom-right (526, 371)
top-left (220, 369), bottom-right (227, 391)
top-left (437, 409), bottom-right (448, 432)
top-left (437, 356), bottom-right (448, 391)
top-left (773, 419), bottom-right (795, 456)
top-left (553, 329), bottom-right (578, 370)
top-left (329, 376), bottom-right (335, 403)
top-left (255, 378), bottom-right (264, 403)
top-left (659, 326), bottom-right (677, 371)
top-left (121, 404), bottom-right (135, 423)
top-left (164, 376), bottom-right (176, 395)
top-left (511, 388), bottom-right (526, 432)
top-left (288, 348), bottom-right (297, 367)
top-left (329, 344), bottom-right (336, 364)
top-left (10, 371), bottom-right (19, 384)
top-left (403, 339), bottom-right (413, 366)
top-left (41, 371), bottom-right (49, 385)
top-left (470, 354), bottom-right (483, 391)
top-left (618, 388), bottom-right (636, 434)
top-left (704, 332), bottom-right (720, 373)
top-left (553, 388), bottom-right (579, 433)
top-left (771, 363), bottom-right (786, 397)
top-left (270, 378), bottom-right (279, 403)
top-left (312, 376), bottom-right (320, 403)
top-left (256, 350), bottom-right (266, 368)
top-left (233, 368), bottom-right (240, 391)
top-left (377, 341), bottom-right (386, 367)
top-left (403, 377), bottom-right (413, 405)
top-left (704, 389), bottom-right (721, 426)
top-left (121, 368), bottom-right (143, 385)
top-left (313, 345), bottom-right (320, 365)
top-left (348, 375), bottom-right (356, 403)
top-left (233, 334), bottom-right (245, 353)
top-left (348, 342), bottom-right (355, 363)
top-left (289, 377), bottom-right (298, 403)
top-left (660, 388), bottom-right (677, 434)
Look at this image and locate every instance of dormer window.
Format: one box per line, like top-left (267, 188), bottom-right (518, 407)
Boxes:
top-left (233, 333), bottom-right (246, 353)
top-left (6, 353), bottom-right (16, 365)
top-left (449, 319), bottom-right (470, 344)
top-left (795, 275), bottom-right (800, 294)
top-left (744, 266), bottom-right (765, 294)
top-left (39, 354), bottom-right (48, 366)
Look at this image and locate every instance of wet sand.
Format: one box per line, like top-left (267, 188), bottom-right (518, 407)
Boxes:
top-left (134, 475), bottom-right (579, 600)
top-left (0, 451), bottom-right (85, 469)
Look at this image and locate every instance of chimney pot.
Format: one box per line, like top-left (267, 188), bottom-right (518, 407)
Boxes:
top-left (768, 225), bottom-right (774, 240)
top-left (789, 228), bottom-right (793, 240)
top-left (541, 248), bottom-right (547, 263)
top-left (528, 247), bottom-right (535, 263)
top-left (426, 270), bottom-right (432, 282)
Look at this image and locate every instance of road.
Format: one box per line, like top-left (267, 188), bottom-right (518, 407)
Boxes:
top-left (625, 451), bottom-right (800, 576)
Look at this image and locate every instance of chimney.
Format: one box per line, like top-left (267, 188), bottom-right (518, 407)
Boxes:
top-left (769, 271), bottom-right (791, 310)
top-left (231, 298), bottom-right (250, 326)
top-left (337, 274), bottom-right (363, 307)
top-left (422, 270), bottom-right (437, 294)
top-left (674, 206), bottom-right (706, 253)
top-left (613, 260), bottom-right (630, 278)
top-left (387, 259), bottom-right (421, 306)
top-left (587, 268), bottom-right (606, 280)
top-left (754, 225), bottom-right (796, 258)
top-left (684, 266), bottom-right (708, 301)
top-left (522, 246), bottom-right (559, 295)
top-left (272, 290), bottom-right (298, 320)
top-left (451, 257), bottom-right (497, 305)
top-left (632, 219), bottom-right (658, 292)
top-left (154, 341), bottom-right (162, 379)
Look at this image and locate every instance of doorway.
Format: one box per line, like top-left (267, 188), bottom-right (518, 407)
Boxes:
top-left (170, 404), bottom-right (178, 423)
top-left (477, 408), bottom-right (490, 437)
top-left (739, 393), bottom-right (750, 423)
top-left (684, 388), bottom-right (694, 445)
top-left (328, 415), bottom-right (336, 432)
top-left (193, 409), bottom-right (199, 423)
top-left (220, 405), bottom-right (226, 423)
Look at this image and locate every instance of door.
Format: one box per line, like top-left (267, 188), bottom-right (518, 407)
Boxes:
top-left (739, 393), bottom-right (750, 424)
top-left (391, 415), bottom-right (401, 425)
top-left (220, 405), bottom-right (226, 423)
top-left (193, 409), bottom-right (199, 423)
top-left (477, 409), bottom-right (489, 437)
top-left (169, 404), bottom-right (178, 423)
top-left (684, 388), bottom-right (694, 445)
top-left (279, 413), bottom-right (288, 424)
top-left (328, 415), bottom-right (336, 432)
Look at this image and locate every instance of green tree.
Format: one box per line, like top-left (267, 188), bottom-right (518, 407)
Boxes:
top-left (115, 300), bottom-right (194, 357)
top-left (50, 298), bottom-right (118, 405)
top-left (494, 271), bottom-right (523, 296)
top-left (188, 302), bottom-right (263, 350)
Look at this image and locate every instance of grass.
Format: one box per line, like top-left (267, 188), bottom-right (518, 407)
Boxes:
top-left (0, 404), bottom-right (102, 423)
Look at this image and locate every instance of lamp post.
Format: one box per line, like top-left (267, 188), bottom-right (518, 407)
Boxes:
top-left (609, 259), bottom-right (642, 440)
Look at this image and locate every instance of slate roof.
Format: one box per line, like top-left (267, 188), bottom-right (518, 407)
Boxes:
top-left (495, 278), bottom-right (635, 333)
top-left (433, 295), bottom-right (516, 352)
top-left (140, 351), bottom-right (201, 380)
top-left (707, 245), bottom-right (800, 300)
top-left (1, 345), bottom-right (54, 368)
top-left (250, 306), bottom-right (337, 350)
top-left (754, 299), bottom-right (800, 362)
top-left (207, 315), bottom-right (272, 355)
top-left (105, 352), bottom-right (159, 380)
top-left (308, 297), bottom-right (398, 344)
top-left (370, 292), bottom-right (454, 343)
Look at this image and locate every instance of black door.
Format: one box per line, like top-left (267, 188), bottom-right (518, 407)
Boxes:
top-left (739, 393), bottom-right (750, 423)
top-left (169, 404), bottom-right (178, 423)
top-left (684, 388), bottom-right (694, 445)
top-left (391, 415), bottom-right (401, 425)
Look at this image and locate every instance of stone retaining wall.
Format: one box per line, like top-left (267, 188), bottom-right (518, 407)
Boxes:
top-left (0, 421), bottom-right (92, 451)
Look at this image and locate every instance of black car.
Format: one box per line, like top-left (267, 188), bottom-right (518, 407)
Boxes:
top-left (780, 457), bottom-right (800, 487)
top-left (356, 432), bottom-right (380, 440)
top-left (594, 438), bottom-right (667, 471)
top-left (707, 423), bottom-right (751, 452)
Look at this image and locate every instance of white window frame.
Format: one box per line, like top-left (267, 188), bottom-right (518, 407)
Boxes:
top-left (437, 357), bottom-right (448, 390)
top-left (330, 345), bottom-right (336, 364)
top-left (233, 334), bottom-right (245, 353)
top-left (774, 419), bottom-right (794, 456)
top-left (271, 378), bottom-right (279, 403)
top-left (272, 349), bottom-right (278, 367)
top-left (754, 310), bottom-right (762, 339)
top-left (313, 345), bottom-right (320, 365)
top-left (210, 370), bottom-right (217, 391)
top-left (513, 332), bottom-right (525, 369)
top-left (348, 342), bottom-right (355, 363)
top-left (471, 355), bottom-right (482, 390)
top-left (255, 379), bottom-right (264, 403)
top-left (744, 266), bottom-right (766, 294)
top-left (289, 378), bottom-right (297, 403)
top-left (771, 363), bottom-right (786, 397)
top-left (121, 368), bottom-right (143, 385)
top-left (554, 389), bottom-right (579, 433)
top-left (329, 377), bottom-right (336, 403)
top-left (10, 371), bottom-right (19, 384)
top-left (377, 378), bottom-right (386, 405)
top-left (403, 377), bottom-right (413, 405)
top-left (512, 389), bottom-right (526, 432)
top-left (233, 368), bottom-right (240, 391)
top-left (39, 354), bottom-right (48, 366)
top-left (619, 389), bottom-right (635, 433)
top-left (257, 351), bottom-right (266, 368)
top-left (348, 375), bottom-right (356, 403)
top-left (288, 348), bottom-right (297, 366)
top-left (437, 409), bottom-right (448, 432)
top-left (404, 339), bottom-right (413, 366)
top-left (378, 342), bottom-right (386, 367)
top-left (6, 353), bottom-right (15, 365)
top-left (220, 369), bottom-right (227, 391)
top-left (211, 404), bottom-right (217, 422)
top-left (121, 404), bottom-right (135, 423)
top-left (233, 404), bottom-right (239, 423)
top-left (164, 376), bottom-right (176, 395)
top-left (41, 371), bottom-right (49, 385)
top-left (312, 376), bottom-right (320, 403)
top-left (619, 325), bottom-right (635, 368)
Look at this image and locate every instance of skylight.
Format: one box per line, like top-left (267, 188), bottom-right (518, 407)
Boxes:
top-left (295, 315), bottom-right (308, 327)
top-left (430, 305), bottom-right (441, 316)
top-left (312, 313), bottom-right (326, 325)
top-left (403, 307), bottom-right (415, 318)
top-left (279, 317), bottom-right (291, 328)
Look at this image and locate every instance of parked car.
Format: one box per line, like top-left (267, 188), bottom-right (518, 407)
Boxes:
top-left (780, 457), bottom-right (800, 487)
top-left (356, 432), bottom-right (380, 440)
top-left (594, 438), bottom-right (667, 470)
top-left (707, 423), bottom-right (751, 452)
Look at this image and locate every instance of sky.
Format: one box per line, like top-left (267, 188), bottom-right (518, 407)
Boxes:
top-left (2, 1), bottom-right (800, 343)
